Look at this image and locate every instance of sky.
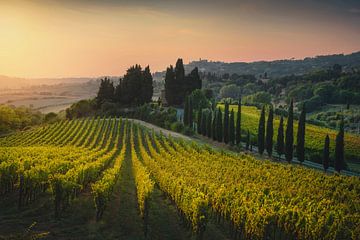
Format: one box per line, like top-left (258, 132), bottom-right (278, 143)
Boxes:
top-left (0, 0), bottom-right (360, 78)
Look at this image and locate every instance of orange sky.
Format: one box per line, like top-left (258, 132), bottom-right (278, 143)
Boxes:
top-left (0, 0), bottom-right (359, 78)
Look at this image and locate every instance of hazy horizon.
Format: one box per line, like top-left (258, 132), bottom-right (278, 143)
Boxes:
top-left (1, 0), bottom-right (360, 78)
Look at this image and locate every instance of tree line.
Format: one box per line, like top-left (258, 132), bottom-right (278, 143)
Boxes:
top-left (165, 59), bottom-right (202, 106)
top-left (185, 98), bottom-right (346, 173)
top-left (96, 64), bottom-right (153, 107)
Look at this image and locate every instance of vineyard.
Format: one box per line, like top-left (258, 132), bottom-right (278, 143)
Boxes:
top-left (219, 104), bottom-right (360, 169)
top-left (0, 118), bottom-right (359, 239)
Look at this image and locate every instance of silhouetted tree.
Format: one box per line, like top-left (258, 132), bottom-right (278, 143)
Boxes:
top-left (246, 130), bottom-right (250, 150)
top-left (285, 100), bottom-right (294, 163)
top-left (266, 106), bottom-right (273, 157)
top-left (197, 108), bottom-right (203, 134)
top-left (212, 111), bottom-right (216, 141)
top-left (236, 98), bottom-right (242, 145)
top-left (201, 111), bottom-right (207, 136)
top-left (207, 111), bottom-right (212, 138)
top-left (297, 104), bottom-right (306, 163)
top-left (257, 105), bottom-right (266, 154)
top-left (165, 59), bottom-right (202, 106)
top-left (223, 102), bottom-right (229, 144)
top-left (142, 66), bottom-right (153, 103)
top-left (229, 109), bottom-right (235, 145)
top-left (276, 116), bottom-right (284, 160)
top-left (216, 107), bottom-right (223, 142)
top-left (183, 96), bottom-right (189, 126)
top-left (96, 77), bottom-right (114, 106)
top-left (164, 66), bottom-right (176, 105)
top-left (114, 65), bottom-right (153, 106)
top-left (323, 135), bottom-right (330, 172)
top-left (335, 119), bottom-right (345, 172)
top-left (189, 97), bottom-right (193, 129)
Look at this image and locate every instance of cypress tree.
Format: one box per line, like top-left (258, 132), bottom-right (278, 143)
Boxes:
top-left (189, 97), bottom-right (193, 129)
top-left (197, 108), bottom-right (202, 134)
top-left (229, 109), bottom-right (235, 145)
top-left (297, 104), bottom-right (306, 163)
top-left (207, 111), bottom-right (212, 138)
top-left (335, 119), bottom-right (345, 172)
top-left (223, 102), bottom-right (229, 144)
top-left (164, 66), bottom-right (175, 105)
top-left (266, 106), bottom-right (274, 157)
top-left (257, 105), bottom-right (266, 155)
top-left (276, 116), bottom-right (284, 160)
top-left (175, 59), bottom-right (185, 105)
top-left (212, 111), bottom-right (216, 141)
top-left (246, 130), bottom-right (250, 150)
top-left (323, 135), bottom-right (330, 172)
top-left (236, 98), bottom-right (242, 145)
top-left (285, 100), bottom-right (294, 163)
top-left (183, 96), bottom-right (189, 126)
top-left (217, 107), bottom-right (223, 142)
top-left (201, 112), bottom-right (208, 136)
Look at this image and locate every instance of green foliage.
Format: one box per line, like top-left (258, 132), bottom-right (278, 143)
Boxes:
top-left (170, 121), bottom-right (185, 133)
top-left (266, 106), bottom-right (274, 157)
top-left (244, 91), bottom-right (272, 105)
top-left (285, 100), bottom-right (294, 162)
top-left (206, 111), bottom-right (212, 138)
top-left (219, 84), bottom-right (241, 99)
top-left (323, 135), bottom-right (330, 172)
top-left (257, 106), bottom-right (265, 154)
top-left (115, 65), bottom-right (153, 106)
top-left (190, 89), bottom-right (211, 110)
top-left (335, 119), bottom-right (345, 172)
top-left (216, 107), bottom-right (223, 142)
top-left (276, 116), bottom-right (284, 159)
top-left (165, 59), bottom-right (201, 106)
top-left (223, 102), bottom-right (229, 144)
top-left (235, 99), bottom-right (241, 145)
top-left (229, 109), bottom-right (235, 145)
top-left (0, 105), bottom-right (43, 134)
top-left (296, 104), bottom-right (306, 163)
top-left (96, 78), bottom-right (114, 106)
top-left (66, 99), bottom-right (96, 120)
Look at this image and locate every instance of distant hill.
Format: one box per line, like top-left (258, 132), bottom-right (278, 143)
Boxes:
top-left (153, 51), bottom-right (360, 80)
top-left (0, 75), bottom-right (98, 90)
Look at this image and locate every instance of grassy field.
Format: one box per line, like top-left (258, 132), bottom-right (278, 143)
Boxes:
top-left (219, 104), bottom-right (360, 172)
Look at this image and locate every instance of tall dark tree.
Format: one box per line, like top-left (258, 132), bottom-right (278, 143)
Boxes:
top-left (142, 66), bottom-right (153, 103)
top-left (276, 116), bottom-right (284, 160)
top-left (216, 107), bottom-right (223, 142)
top-left (212, 111), bottom-right (216, 141)
top-left (207, 111), bottom-right (212, 138)
top-left (296, 104), bottom-right (306, 163)
top-left (285, 100), bottom-right (294, 163)
top-left (201, 111), bottom-right (207, 136)
top-left (229, 109), bottom-right (235, 145)
top-left (236, 98), bottom-right (242, 145)
top-left (246, 130), bottom-right (250, 150)
top-left (323, 135), bottom-right (330, 172)
top-left (335, 119), bottom-right (345, 172)
top-left (183, 96), bottom-right (189, 126)
top-left (223, 102), bottom-right (230, 144)
top-left (257, 105), bottom-right (266, 154)
top-left (188, 97), bottom-right (194, 129)
top-left (184, 67), bottom-right (202, 96)
top-left (165, 59), bottom-right (202, 106)
top-left (175, 58), bottom-right (185, 104)
top-left (96, 77), bottom-right (114, 106)
top-left (197, 108), bottom-right (203, 134)
top-left (164, 66), bottom-right (175, 105)
top-left (116, 65), bottom-right (152, 105)
top-left (266, 106), bottom-right (274, 157)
